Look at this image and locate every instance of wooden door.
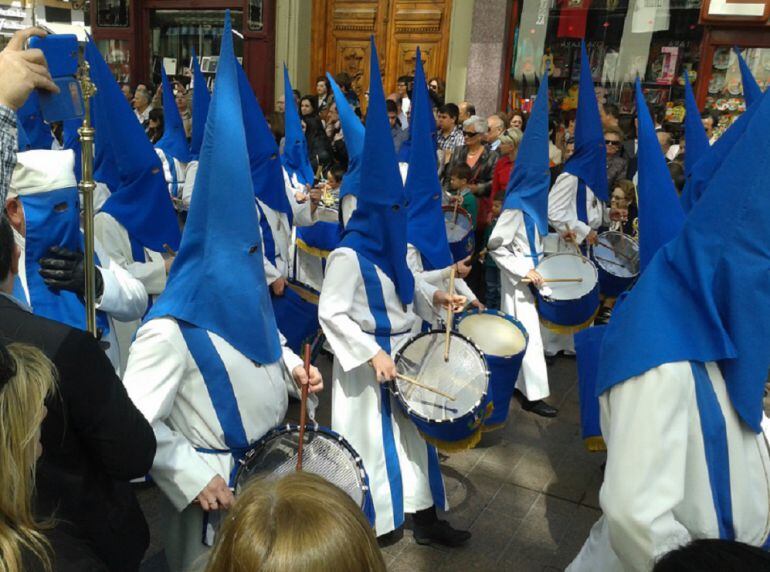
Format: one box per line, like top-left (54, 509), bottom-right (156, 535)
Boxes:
top-left (310, 0), bottom-right (453, 107)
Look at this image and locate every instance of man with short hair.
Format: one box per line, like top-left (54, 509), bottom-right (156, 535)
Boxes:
top-left (459, 101), bottom-right (475, 123)
top-left (486, 114), bottom-right (505, 151)
top-left (604, 125), bottom-right (628, 190)
top-left (133, 86), bottom-right (153, 126)
top-left (436, 103), bottom-right (464, 169)
top-left (121, 82), bottom-right (132, 103)
top-left (396, 74), bottom-right (412, 116)
top-left (657, 131), bottom-right (673, 161)
top-left (386, 99), bottom-right (409, 153)
top-left (701, 110), bottom-right (717, 144)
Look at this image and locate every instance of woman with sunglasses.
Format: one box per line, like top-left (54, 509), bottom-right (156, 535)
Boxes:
top-left (604, 125), bottom-right (628, 191)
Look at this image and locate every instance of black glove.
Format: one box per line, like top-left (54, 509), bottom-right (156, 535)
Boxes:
top-left (39, 246), bottom-right (104, 299)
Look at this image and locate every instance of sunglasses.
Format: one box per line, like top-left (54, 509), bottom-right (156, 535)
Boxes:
top-left (463, 131), bottom-right (479, 138)
top-left (605, 139), bottom-right (621, 146)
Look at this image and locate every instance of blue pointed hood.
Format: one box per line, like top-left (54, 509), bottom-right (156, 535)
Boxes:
top-left (16, 92), bottom-right (53, 150)
top-left (146, 11), bottom-right (281, 364)
top-left (339, 38), bottom-right (414, 305)
top-left (235, 61), bottom-right (293, 221)
top-left (189, 51), bottom-right (211, 159)
top-left (634, 79), bottom-right (685, 272)
top-left (87, 39), bottom-right (181, 253)
top-left (680, 95), bottom-right (761, 214)
top-left (404, 47), bottom-right (453, 271)
top-left (155, 67), bottom-right (191, 164)
top-left (682, 71), bottom-right (709, 178)
top-left (597, 88), bottom-right (770, 433)
top-left (281, 66), bottom-right (314, 186)
top-left (735, 47), bottom-right (762, 108)
top-left (328, 72), bottom-right (365, 201)
top-left (502, 71), bottom-right (551, 236)
top-left (563, 42), bottom-right (607, 201)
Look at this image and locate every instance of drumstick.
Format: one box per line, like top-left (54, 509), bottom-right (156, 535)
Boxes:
top-left (593, 255), bottom-right (627, 269)
top-left (522, 277), bottom-right (583, 283)
top-left (396, 374), bottom-right (456, 401)
top-left (564, 225), bottom-right (582, 256)
top-left (296, 343), bottom-right (311, 472)
top-left (162, 243), bottom-right (176, 257)
top-left (444, 266), bottom-right (457, 362)
top-left (452, 191), bottom-right (460, 223)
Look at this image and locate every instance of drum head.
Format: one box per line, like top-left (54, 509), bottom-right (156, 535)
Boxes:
top-left (593, 232), bottom-right (639, 278)
top-left (443, 206), bottom-right (472, 241)
top-left (394, 331), bottom-right (487, 422)
top-left (456, 311), bottom-right (527, 358)
top-left (235, 427), bottom-right (366, 509)
top-left (536, 254), bottom-right (598, 300)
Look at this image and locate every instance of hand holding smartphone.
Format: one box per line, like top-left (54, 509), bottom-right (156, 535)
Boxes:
top-left (0, 28), bottom-right (59, 111)
top-left (28, 34), bottom-right (84, 123)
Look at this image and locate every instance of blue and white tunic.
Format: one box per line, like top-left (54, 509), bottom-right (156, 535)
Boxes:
top-left (319, 246), bottom-right (447, 535)
top-left (568, 361), bottom-right (770, 571)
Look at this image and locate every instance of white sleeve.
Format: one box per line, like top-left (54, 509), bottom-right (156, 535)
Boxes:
top-left (455, 278), bottom-right (477, 302)
top-left (600, 363), bottom-right (694, 571)
top-left (94, 240), bottom-right (149, 322)
top-left (181, 161), bottom-right (198, 211)
top-left (489, 210), bottom-right (537, 283)
top-left (94, 213), bottom-right (167, 296)
top-left (284, 170), bottom-right (314, 228)
top-left (123, 323), bottom-right (217, 510)
top-left (548, 173), bottom-right (591, 243)
top-left (406, 245), bottom-right (441, 308)
top-left (319, 250), bottom-right (382, 371)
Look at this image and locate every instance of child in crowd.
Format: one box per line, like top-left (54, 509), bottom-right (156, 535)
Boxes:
top-left (447, 163), bottom-right (478, 229)
top-left (481, 196), bottom-right (504, 310)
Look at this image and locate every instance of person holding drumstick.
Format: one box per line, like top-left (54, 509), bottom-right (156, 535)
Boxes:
top-left (319, 41), bottom-right (468, 547)
top-left (488, 73), bottom-right (557, 418)
top-left (122, 18), bottom-right (322, 571)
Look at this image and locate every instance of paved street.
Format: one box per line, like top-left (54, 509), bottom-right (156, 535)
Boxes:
top-left (139, 353), bottom-right (604, 571)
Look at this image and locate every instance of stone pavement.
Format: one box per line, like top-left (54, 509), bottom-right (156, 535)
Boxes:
top-left (139, 353), bottom-right (605, 571)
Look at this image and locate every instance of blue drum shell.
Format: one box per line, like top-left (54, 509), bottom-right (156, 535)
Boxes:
top-left (596, 266), bottom-right (635, 298)
top-left (537, 282), bottom-right (600, 329)
top-left (482, 353), bottom-right (525, 428)
top-left (270, 282), bottom-right (320, 354)
top-left (403, 402), bottom-right (485, 450)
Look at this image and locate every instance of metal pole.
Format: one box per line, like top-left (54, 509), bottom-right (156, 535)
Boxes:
top-left (78, 59), bottom-right (98, 336)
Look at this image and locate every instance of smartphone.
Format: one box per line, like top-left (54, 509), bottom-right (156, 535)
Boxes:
top-left (29, 34), bottom-right (84, 123)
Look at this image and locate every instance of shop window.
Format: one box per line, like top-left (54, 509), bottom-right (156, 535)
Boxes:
top-left (248, 0), bottom-right (264, 32)
top-left (97, 0), bottom-right (129, 27)
top-left (705, 46), bottom-right (770, 129)
top-left (508, 0), bottom-right (703, 126)
top-left (96, 39), bottom-right (131, 84)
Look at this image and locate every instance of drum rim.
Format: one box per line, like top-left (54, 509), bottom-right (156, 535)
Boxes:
top-left (286, 278), bottom-right (321, 296)
top-left (455, 309), bottom-right (530, 357)
top-left (593, 231), bottom-right (640, 278)
top-left (392, 329), bottom-right (490, 423)
top-left (441, 204), bottom-right (473, 221)
top-left (535, 252), bottom-right (599, 299)
top-left (234, 423), bottom-right (371, 501)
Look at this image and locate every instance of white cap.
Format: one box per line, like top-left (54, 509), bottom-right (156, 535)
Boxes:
top-left (8, 149), bottom-right (77, 198)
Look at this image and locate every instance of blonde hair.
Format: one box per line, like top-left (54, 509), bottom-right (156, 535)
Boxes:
top-left (206, 472), bottom-right (386, 572)
top-left (0, 343), bottom-right (56, 572)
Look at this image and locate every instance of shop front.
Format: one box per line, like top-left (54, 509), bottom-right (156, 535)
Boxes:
top-left (90, 0), bottom-right (276, 109)
top-left (502, 0), bottom-right (705, 129)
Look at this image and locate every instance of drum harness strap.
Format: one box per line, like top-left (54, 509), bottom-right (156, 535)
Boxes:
top-left (255, 201), bottom-right (278, 266)
top-left (160, 149), bottom-right (180, 199)
top-left (523, 213), bottom-right (542, 266)
top-left (576, 179), bottom-right (590, 256)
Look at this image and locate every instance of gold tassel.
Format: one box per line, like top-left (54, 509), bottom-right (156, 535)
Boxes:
top-left (481, 421), bottom-right (506, 433)
top-left (420, 428), bottom-right (484, 453)
top-left (584, 436), bottom-right (607, 452)
top-left (539, 305), bottom-right (601, 335)
top-left (296, 238), bottom-right (332, 259)
top-left (286, 282), bottom-right (320, 304)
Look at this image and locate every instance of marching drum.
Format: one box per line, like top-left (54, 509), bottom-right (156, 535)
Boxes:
top-left (271, 280), bottom-right (321, 355)
top-left (456, 310), bottom-right (529, 431)
top-left (443, 205), bottom-right (475, 262)
top-left (234, 424), bottom-right (376, 526)
top-left (535, 253), bottom-right (600, 334)
top-left (590, 231), bottom-right (639, 298)
top-left (392, 330), bottom-right (489, 452)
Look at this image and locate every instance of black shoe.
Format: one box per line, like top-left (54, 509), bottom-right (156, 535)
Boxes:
top-left (377, 527), bottom-right (403, 548)
top-left (521, 399), bottom-right (559, 418)
top-left (413, 519), bottom-right (471, 547)
top-left (545, 353), bottom-right (557, 366)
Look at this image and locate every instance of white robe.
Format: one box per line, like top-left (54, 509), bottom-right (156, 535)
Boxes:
top-left (488, 210), bottom-right (550, 401)
top-left (547, 172), bottom-right (605, 244)
top-left (94, 211), bottom-right (168, 373)
top-left (122, 317), bottom-right (303, 572)
top-left (319, 247), bottom-right (446, 535)
top-left (406, 243), bottom-right (476, 331)
top-left (13, 230), bottom-right (148, 374)
top-left (568, 361), bottom-right (770, 572)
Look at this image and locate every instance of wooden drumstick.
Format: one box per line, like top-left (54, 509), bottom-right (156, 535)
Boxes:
top-left (444, 266), bottom-right (457, 362)
top-left (162, 243), bottom-right (176, 257)
top-left (452, 191), bottom-right (461, 224)
top-left (522, 277), bottom-right (583, 283)
top-left (296, 343), bottom-right (311, 472)
top-left (564, 225), bottom-right (582, 256)
top-left (396, 374), bottom-right (456, 401)
top-left (597, 239), bottom-right (635, 263)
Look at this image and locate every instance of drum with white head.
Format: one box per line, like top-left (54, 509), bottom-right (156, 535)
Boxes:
top-left (590, 231), bottom-right (639, 298)
top-left (535, 253), bottom-right (600, 333)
